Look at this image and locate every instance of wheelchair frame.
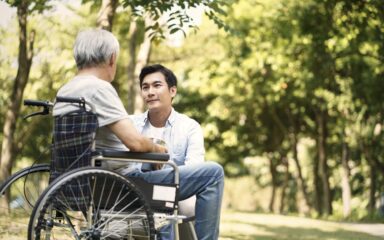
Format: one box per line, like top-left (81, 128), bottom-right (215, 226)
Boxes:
top-left (0, 97), bottom-right (197, 240)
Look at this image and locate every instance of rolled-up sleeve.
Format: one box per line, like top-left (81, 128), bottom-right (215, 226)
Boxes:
top-left (92, 88), bottom-right (129, 127)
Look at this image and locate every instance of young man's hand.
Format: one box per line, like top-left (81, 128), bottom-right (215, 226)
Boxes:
top-left (152, 163), bottom-right (164, 170)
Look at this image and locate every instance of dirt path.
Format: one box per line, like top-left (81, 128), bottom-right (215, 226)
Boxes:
top-left (220, 212), bottom-right (384, 240)
top-left (341, 222), bottom-right (384, 238)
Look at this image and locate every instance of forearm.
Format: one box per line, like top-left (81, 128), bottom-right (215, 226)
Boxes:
top-left (108, 119), bottom-right (164, 153)
top-left (129, 137), bottom-right (165, 153)
top-left (127, 136), bottom-right (153, 152)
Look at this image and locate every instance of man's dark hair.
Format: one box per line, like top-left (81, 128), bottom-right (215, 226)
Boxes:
top-left (139, 64), bottom-right (177, 88)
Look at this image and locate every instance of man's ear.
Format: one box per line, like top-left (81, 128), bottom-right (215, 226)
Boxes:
top-left (109, 53), bottom-right (116, 66)
top-left (170, 86), bottom-right (177, 98)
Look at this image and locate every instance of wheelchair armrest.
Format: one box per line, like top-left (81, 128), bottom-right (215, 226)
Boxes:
top-left (100, 150), bottom-right (169, 161)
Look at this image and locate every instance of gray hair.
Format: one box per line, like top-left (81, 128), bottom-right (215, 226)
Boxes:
top-left (73, 29), bottom-right (119, 70)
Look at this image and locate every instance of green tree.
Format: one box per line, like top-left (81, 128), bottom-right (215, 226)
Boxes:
top-left (0, 0), bottom-right (51, 213)
top-left (170, 0), bottom-right (384, 218)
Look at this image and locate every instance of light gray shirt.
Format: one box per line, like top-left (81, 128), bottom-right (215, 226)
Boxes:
top-left (130, 109), bottom-right (205, 166)
top-left (53, 75), bottom-right (140, 171)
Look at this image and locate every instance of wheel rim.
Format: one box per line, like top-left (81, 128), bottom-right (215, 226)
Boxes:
top-left (30, 168), bottom-right (155, 240)
top-left (0, 164), bottom-right (50, 238)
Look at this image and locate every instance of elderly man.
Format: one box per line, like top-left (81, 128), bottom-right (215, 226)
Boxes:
top-left (54, 29), bottom-right (224, 240)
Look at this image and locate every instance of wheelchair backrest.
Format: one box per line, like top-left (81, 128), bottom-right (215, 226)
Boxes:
top-left (50, 109), bottom-right (98, 183)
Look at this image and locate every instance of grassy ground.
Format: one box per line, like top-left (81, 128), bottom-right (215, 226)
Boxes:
top-left (1, 211), bottom-right (384, 239)
top-left (219, 211), bottom-right (384, 240)
top-left (0, 215), bottom-right (28, 240)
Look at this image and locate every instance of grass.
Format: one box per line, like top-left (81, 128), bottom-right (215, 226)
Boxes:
top-left (219, 210), bottom-right (384, 240)
top-left (1, 210), bottom-right (383, 239)
top-left (0, 214), bottom-right (29, 240)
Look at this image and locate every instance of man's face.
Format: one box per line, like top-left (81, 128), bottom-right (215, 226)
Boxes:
top-left (141, 72), bottom-right (176, 112)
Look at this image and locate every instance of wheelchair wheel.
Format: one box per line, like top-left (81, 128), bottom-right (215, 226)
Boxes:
top-left (0, 164), bottom-right (50, 238)
top-left (28, 167), bottom-right (156, 240)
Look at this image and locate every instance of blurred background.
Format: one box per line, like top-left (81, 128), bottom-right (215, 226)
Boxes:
top-left (0, 0), bottom-right (383, 239)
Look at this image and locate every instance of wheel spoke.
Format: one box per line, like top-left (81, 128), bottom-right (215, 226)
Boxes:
top-left (30, 168), bottom-right (155, 240)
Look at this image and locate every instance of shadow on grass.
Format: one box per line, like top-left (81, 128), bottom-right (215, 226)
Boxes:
top-left (220, 219), bottom-right (383, 240)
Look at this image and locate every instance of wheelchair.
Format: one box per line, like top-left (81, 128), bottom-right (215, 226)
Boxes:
top-left (0, 97), bottom-right (197, 240)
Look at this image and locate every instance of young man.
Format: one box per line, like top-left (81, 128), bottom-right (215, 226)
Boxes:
top-left (130, 64), bottom-right (224, 240)
top-left (131, 64), bottom-right (204, 168)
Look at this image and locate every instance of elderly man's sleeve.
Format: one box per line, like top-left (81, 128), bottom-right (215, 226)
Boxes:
top-left (92, 87), bottom-right (129, 127)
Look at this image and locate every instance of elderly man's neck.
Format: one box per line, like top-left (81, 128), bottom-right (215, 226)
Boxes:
top-left (77, 66), bottom-right (113, 82)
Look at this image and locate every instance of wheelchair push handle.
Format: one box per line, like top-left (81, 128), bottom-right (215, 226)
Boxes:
top-left (56, 96), bottom-right (96, 113)
top-left (24, 99), bottom-right (53, 107)
top-left (56, 96), bottom-right (85, 104)
top-left (23, 99), bottom-right (54, 119)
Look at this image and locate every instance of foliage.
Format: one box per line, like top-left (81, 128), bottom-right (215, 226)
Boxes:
top-left (81, 0), bottom-right (231, 39)
top-left (1, 0), bottom-right (384, 221)
top-left (121, 0), bottom-right (231, 38)
top-left (0, 2), bottom-right (97, 163)
top-left (161, 0), bottom-right (384, 218)
top-left (4, 0), bottom-right (52, 13)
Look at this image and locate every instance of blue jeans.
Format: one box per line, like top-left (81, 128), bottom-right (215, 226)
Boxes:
top-left (127, 161), bottom-right (224, 240)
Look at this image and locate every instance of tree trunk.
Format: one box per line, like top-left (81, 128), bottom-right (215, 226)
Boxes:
top-left (290, 131), bottom-right (310, 214)
top-left (285, 108), bottom-right (310, 214)
top-left (341, 140), bottom-right (352, 218)
top-left (0, 0), bottom-right (34, 213)
top-left (126, 21), bottom-right (138, 114)
top-left (96, 0), bottom-right (120, 92)
top-left (316, 110), bottom-right (332, 215)
top-left (313, 145), bottom-right (322, 216)
top-left (368, 164), bottom-right (377, 215)
top-left (361, 144), bottom-right (378, 215)
top-left (97, 0), bottom-right (118, 31)
top-left (269, 157), bottom-right (277, 213)
top-left (126, 15), bottom-right (153, 114)
top-left (279, 156), bottom-right (289, 214)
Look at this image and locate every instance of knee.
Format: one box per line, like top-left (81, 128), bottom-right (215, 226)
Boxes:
top-left (205, 161), bottom-right (224, 180)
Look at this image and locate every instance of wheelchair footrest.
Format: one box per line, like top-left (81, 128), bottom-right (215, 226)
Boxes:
top-left (154, 213), bottom-right (192, 229)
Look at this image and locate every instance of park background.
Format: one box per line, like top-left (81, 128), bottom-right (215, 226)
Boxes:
top-left (0, 0), bottom-right (384, 239)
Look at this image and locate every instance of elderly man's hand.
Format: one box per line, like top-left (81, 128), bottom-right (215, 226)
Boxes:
top-left (151, 143), bottom-right (167, 170)
top-left (153, 143), bottom-right (167, 153)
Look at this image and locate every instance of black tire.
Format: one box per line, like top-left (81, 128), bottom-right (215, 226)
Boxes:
top-left (28, 167), bottom-right (155, 240)
top-left (0, 164), bottom-right (50, 238)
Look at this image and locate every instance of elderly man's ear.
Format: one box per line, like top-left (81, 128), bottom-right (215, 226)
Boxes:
top-left (109, 53), bottom-right (117, 67)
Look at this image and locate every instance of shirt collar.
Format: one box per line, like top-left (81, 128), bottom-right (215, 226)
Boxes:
top-left (142, 108), bottom-right (176, 127)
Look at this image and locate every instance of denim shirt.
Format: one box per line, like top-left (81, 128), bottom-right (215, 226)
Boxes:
top-left (130, 108), bottom-right (205, 166)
